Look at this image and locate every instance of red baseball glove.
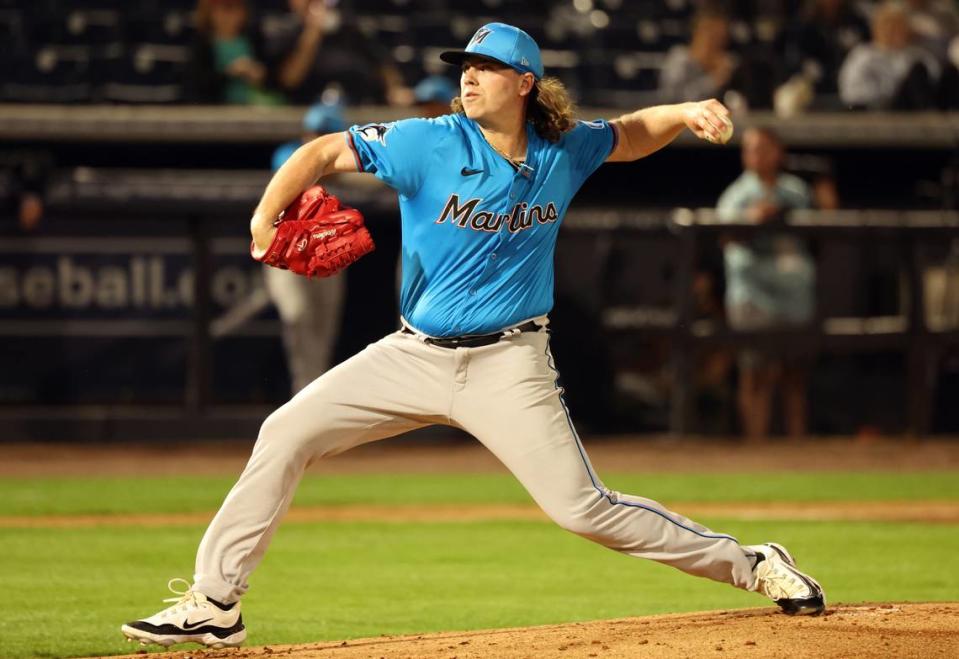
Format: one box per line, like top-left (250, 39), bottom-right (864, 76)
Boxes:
top-left (252, 185), bottom-right (374, 278)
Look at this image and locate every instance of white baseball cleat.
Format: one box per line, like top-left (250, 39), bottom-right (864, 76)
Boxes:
top-left (746, 542), bottom-right (826, 616)
top-left (121, 578), bottom-right (246, 649)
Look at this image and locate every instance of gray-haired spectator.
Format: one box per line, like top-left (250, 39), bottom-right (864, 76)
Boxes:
top-left (838, 0), bottom-right (940, 110)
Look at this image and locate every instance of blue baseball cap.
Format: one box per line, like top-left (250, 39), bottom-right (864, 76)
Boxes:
top-left (440, 23), bottom-right (543, 79)
top-left (302, 102), bottom-right (346, 134)
top-left (414, 75), bottom-right (457, 104)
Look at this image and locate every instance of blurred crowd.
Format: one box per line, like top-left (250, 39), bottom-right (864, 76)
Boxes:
top-left (146, 0), bottom-right (959, 113)
top-left (660, 0), bottom-right (959, 113)
top-left (185, 0), bottom-right (413, 106)
top-left (1, 0), bottom-right (958, 112)
top-left (3, 0), bottom-right (958, 441)
top-left (4, 0), bottom-right (957, 231)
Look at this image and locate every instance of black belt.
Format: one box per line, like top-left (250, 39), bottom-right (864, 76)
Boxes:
top-left (402, 320), bottom-right (543, 348)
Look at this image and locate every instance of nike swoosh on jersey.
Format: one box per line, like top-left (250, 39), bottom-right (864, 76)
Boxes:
top-left (181, 617), bottom-right (214, 630)
top-left (460, 167), bottom-right (484, 176)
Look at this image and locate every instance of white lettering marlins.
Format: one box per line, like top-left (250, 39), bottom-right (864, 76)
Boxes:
top-left (433, 194), bottom-right (558, 235)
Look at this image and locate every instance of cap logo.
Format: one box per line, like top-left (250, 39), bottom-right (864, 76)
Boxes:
top-left (521, 57), bottom-right (529, 67)
top-left (469, 27), bottom-right (492, 47)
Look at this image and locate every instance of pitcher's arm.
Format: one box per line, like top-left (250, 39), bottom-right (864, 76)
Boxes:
top-left (251, 132), bottom-right (360, 257)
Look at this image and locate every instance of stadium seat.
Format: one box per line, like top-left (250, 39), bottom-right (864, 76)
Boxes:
top-left (365, 0), bottom-right (420, 10)
top-left (371, 13), bottom-right (413, 48)
top-left (55, 8), bottom-right (124, 46)
top-left (136, 0), bottom-right (196, 11)
top-left (601, 24), bottom-right (640, 50)
top-left (100, 43), bottom-right (189, 104)
top-left (0, 9), bottom-right (28, 57)
top-left (1, 46), bottom-right (93, 102)
top-left (125, 10), bottom-right (195, 47)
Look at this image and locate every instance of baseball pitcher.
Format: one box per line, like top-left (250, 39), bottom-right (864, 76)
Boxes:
top-left (123, 22), bottom-right (825, 650)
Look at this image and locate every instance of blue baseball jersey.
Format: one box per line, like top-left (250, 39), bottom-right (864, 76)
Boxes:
top-left (347, 113), bottom-right (616, 337)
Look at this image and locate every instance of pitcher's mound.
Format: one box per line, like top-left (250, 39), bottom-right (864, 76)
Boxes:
top-left (109, 602), bottom-right (958, 659)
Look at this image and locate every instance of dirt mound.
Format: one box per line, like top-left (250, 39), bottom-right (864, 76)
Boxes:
top-left (105, 603), bottom-right (958, 659)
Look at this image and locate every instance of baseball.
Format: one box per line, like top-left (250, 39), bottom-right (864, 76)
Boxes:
top-left (717, 117), bottom-right (734, 144)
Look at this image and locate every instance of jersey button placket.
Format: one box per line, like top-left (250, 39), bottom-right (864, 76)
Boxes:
top-left (492, 171), bottom-right (526, 263)
top-left (507, 171), bottom-right (523, 202)
top-left (473, 169), bottom-right (523, 298)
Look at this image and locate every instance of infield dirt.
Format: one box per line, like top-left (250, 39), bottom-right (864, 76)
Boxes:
top-left (100, 602), bottom-right (958, 659)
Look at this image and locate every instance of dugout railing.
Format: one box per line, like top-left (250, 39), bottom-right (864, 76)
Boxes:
top-left (561, 207), bottom-right (959, 437)
top-left (2, 105), bottom-right (958, 148)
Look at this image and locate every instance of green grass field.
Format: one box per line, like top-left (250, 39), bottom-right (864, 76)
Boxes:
top-left (1, 471), bottom-right (957, 658)
top-left (3, 471), bottom-right (957, 516)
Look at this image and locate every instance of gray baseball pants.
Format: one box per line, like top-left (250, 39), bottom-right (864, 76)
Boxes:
top-left (263, 266), bottom-right (345, 394)
top-left (194, 323), bottom-right (756, 603)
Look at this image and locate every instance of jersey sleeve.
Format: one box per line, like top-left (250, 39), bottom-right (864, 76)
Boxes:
top-left (346, 118), bottom-right (442, 197)
top-left (562, 119), bottom-right (618, 183)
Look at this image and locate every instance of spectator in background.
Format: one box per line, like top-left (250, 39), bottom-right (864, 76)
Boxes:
top-left (906, 0), bottom-right (959, 108)
top-left (787, 152), bottom-right (842, 211)
top-left (265, 102), bottom-right (347, 394)
top-left (781, 0), bottom-right (870, 106)
top-left (659, 7), bottom-right (737, 104)
top-left (838, 0), bottom-right (941, 110)
top-left (905, 0), bottom-right (959, 60)
top-left (412, 75), bottom-right (456, 118)
top-left (188, 0), bottom-right (284, 105)
top-left (659, 5), bottom-right (777, 109)
top-left (718, 128), bottom-right (816, 441)
top-left (0, 150), bottom-right (52, 233)
top-left (264, 0), bottom-right (412, 105)
top-left (809, 161), bottom-right (840, 211)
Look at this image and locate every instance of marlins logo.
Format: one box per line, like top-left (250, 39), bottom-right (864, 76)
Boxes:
top-left (357, 123), bottom-right (393, 146)
top-left (468, 27), bottom-right (492, 47)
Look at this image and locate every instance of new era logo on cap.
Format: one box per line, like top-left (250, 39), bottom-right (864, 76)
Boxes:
top-left (440, 22), bottom-right (544, 79)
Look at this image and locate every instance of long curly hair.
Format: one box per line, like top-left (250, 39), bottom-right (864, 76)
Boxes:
top-left (451, 76), bottom-right (577, 143)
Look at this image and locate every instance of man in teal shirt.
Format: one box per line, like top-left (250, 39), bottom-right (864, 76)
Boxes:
top-left (718, 127), bottom-right (815, 441)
